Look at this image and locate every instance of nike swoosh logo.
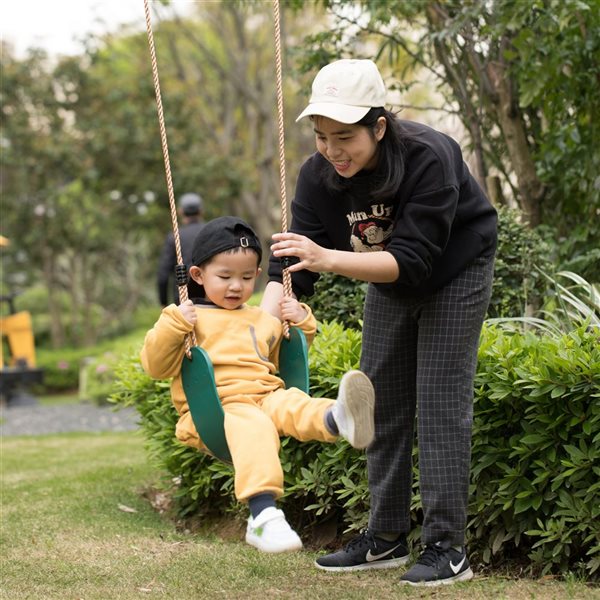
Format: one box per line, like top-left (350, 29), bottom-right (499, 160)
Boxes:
top-left (450, 556), bottom-right (466, 574)
top-left (365, 544), bottom-right (403, 562)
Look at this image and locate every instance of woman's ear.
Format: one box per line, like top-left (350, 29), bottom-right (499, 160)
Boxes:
top-left (189, 265), bottom-right (203, 284)
top-left (375, 116), bottom-right (387, 141)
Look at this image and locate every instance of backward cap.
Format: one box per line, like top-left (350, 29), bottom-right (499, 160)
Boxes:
top-left (187, 216), bottom-right (262, 299)
top-left (191, 216), bottom-right (262, 266)
top-left (296, 59), bottom-right (387, 124)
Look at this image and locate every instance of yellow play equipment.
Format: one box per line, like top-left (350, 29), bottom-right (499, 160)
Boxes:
top-left (0, 236), bottom-right (44, 404)
top-left (0, 310), bottom-right (37, 369)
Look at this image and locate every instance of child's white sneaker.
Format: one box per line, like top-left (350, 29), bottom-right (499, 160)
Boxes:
top-left (245, 507), bottom-right (303, 553)
top-left (332, 370), bottom-right (375, 449)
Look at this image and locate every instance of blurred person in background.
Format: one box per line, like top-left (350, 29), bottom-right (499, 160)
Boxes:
top-left (157, 193), bottom-right (205, 306)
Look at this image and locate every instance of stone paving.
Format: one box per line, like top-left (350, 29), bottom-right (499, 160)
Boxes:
top-left (0, 401), bottom-right (139, 436)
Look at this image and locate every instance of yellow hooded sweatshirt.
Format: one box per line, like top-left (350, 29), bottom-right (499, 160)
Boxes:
top-left (140, 302), bottom-right (335, 500)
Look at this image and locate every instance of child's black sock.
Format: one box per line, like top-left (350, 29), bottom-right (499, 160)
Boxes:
top-left (324, 407), bottom-right (339, 435)
top-left (248, 493), bottom-right (276, 518)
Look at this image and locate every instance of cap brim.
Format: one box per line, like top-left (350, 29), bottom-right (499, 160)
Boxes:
top-left (296, 103), bottom-right (371, 124)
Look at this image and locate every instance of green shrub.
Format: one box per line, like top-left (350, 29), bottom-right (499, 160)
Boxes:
top-left (471, 323), bottom-right (600, 576)
top-left (35, 324), bottom-right (149, 395)
top-left (310, 273), bottom-right (367, 330)
top-left (35, 347), bottom-right (90, 392)
top-left (79, 352), bottom-right (120, 404)
top-left (111, 321), bottom-right (600, 578)
top-left (111, 321), bottom-right (368, 524)
top-left (489, 207), bottom-right (553, 318)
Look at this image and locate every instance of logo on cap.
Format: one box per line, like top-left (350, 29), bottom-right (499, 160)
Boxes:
top-left (324, 84), bottom-right (339, 97)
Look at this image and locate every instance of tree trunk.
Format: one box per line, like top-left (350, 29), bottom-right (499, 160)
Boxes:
top-left (42, 252), bottom-right (65, 349)
top-left (486, 60), bottom-right (545, 227)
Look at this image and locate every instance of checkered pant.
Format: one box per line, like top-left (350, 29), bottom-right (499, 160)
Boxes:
top-left (361, 254), bottom-right (494, 546)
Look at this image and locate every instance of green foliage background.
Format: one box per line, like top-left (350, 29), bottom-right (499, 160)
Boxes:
top-left (112, 320), bottom-right (600, 578)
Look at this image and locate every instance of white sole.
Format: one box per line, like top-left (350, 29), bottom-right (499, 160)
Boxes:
top-left (337, 370), bottom-right (375, 449)
top-left (314, 555), bottom-right (409, 572)
top-left (245, 533), bottom-right (303, 554)
top-left (401, 567), bottom-right (474, 586)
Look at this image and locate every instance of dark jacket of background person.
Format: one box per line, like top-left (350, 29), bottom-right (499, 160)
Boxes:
top-left (157, 193), bottom-right (205, 306)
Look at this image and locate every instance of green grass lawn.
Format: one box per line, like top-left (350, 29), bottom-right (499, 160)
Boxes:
top-left (1, 432), bottom-right (598, 599)
top-left (38, 390), bottom-right (81, 406)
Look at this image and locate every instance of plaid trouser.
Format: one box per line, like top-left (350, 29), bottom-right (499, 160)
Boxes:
top-left (361, 254), bottom-right (494, 547)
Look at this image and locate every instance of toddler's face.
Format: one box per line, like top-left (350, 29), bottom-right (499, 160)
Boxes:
top-left (193, 250), bottom-right (260, 310)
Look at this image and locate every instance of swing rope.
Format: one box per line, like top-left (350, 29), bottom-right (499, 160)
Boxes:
top-left (143, 0), bottom-right (292, 344)
top-left (143, 0), bottom-right (196, 353)
top-left (272, 0), bottom-right (293, 339)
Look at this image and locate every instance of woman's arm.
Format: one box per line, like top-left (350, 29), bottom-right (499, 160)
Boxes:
top-left (271, 232), bottom-right (400, 283)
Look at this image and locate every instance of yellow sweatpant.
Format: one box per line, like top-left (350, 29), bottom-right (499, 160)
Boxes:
top-left (221, 388), bottom-right (337, 501)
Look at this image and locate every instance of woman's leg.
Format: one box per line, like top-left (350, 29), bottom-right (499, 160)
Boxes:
top-left (362, 285), bottom-right (419, 535)
top-left (416, 255), bottom-right (494, 546)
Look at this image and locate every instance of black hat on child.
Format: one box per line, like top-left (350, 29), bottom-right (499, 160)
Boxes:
top-left (187, 216), bottom-right (262, 300)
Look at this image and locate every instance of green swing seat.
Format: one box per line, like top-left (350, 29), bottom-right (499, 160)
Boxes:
top-left (181, 326), bottom-right (309, 463)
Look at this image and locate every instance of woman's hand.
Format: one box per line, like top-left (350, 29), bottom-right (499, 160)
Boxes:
top-left (271, 232), bottom-right (331, 273)
top-left (279, 296), bottom-right (307, 324)
top-left (178, 299), bottom-right (197, 325)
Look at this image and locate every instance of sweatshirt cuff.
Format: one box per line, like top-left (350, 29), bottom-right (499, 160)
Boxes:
top-left (162, 304), bottom-right (195, 333)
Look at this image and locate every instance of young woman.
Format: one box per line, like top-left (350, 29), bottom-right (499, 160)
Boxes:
top-left (261, 59), bottom-right (497, 586)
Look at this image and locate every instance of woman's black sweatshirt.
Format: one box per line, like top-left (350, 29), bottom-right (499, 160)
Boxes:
top-left (269, 120), bottom-right (497, 298)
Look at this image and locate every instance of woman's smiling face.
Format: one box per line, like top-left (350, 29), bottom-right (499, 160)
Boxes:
top-left (313, 115), bottom-right (386, 178)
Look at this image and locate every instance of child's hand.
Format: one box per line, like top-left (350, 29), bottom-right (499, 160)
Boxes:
top-left (279, 297), bottom-right (307, 324)
top-left (178, 299), bottom-right (197, 325)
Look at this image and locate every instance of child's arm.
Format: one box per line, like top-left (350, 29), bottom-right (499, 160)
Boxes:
top-left (279, 297), bottom-right (317, 346)
top-left (280, 296), bottom-right (307, 324)
top-left (140, 301), bottom-right (196, 379)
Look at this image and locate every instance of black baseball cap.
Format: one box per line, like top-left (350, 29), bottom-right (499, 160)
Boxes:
top-left (187, 216), bottom-right (262, 299)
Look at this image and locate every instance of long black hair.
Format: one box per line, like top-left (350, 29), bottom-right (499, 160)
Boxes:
top-left (318, 107), bottom-right (406, 201)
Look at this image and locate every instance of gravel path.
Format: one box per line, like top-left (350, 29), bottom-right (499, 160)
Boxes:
top-left (0, 401), bottom-right (139, 436)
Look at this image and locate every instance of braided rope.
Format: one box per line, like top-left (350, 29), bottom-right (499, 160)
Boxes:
top-left (143, 0), bottom-right (196, 352)
top-left (272, 0), bottom-right (293, 338)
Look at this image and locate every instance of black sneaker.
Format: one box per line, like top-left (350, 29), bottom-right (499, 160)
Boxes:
top-left (314, 529), bottom-right (409, 571)
top-left (400, 542), bottom-right (473, 586)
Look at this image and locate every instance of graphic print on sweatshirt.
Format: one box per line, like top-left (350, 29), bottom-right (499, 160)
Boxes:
top-left (347, 203), bottom-right (395, 252)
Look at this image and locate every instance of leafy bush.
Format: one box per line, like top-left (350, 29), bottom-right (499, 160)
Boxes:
top-left (35, 347), bottom-right (90, 392)
top-left (111, 320), bottom-right (600, 578)
top-left (79, 352), bottom-right (120, 404)
top-left (488, 271), bottom-right (599, 336)
top-left (35, 321), bottom-right (150, 395)
top-left (310, 273), bottom-right (367, 330)
top-left (488, 207), bottom-right (552, 318)
top-left (472, 324), bottom-right (600, 576)
top-left (111, 353), bottom-right (227, 516)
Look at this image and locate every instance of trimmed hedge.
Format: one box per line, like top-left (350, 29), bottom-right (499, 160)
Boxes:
top-left (471, 324), bottom-right (599, 576)
top-left (111, 321), bottom-right (600, 578)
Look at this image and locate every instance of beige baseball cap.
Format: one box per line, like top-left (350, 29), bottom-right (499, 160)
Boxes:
top-left (296, 59), bottom-right (387, 124)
